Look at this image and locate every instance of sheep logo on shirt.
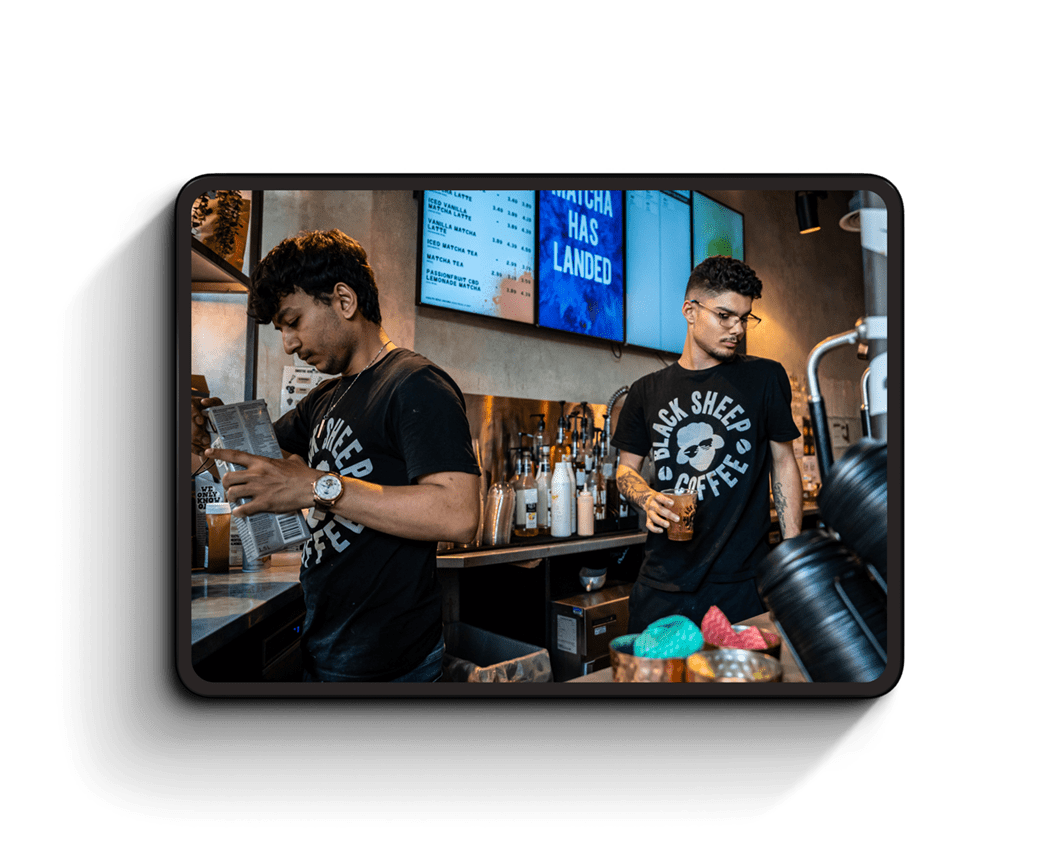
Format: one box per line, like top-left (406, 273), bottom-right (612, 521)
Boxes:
top-left (675, 421), bottom-right (724, 472)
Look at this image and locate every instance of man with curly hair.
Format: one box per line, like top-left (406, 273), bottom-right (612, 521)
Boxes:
top-left (612, 256), bottom-right (803, 632)
top-left (191, 230), bottom-right (481, 682)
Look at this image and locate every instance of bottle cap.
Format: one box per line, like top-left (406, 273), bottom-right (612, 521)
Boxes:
top-left (205, 502), bottom-right (231, 515)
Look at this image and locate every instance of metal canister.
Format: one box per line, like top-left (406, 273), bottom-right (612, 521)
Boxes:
top-left (481, 482), bottom-right (515, 546)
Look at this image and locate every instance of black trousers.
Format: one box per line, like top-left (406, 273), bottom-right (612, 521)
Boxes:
top-left (627, 577), bottom-right (766, 635)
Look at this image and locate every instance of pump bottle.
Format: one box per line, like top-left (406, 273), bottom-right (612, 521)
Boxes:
top-left (508, 447), bottom-right (526, 533)
top-left (535, 446), bottom-right (551, 531)
top-left (573, 415), bottom-right (587, 496)
top-left (530, 414), bottom-right (548, 466)
top-left (563, 453), bottom-right (577, 528)
top-left (549, 409), bottom-right (572, 474)
top-left (513, 447), bottom-right (538, 537)
top-left (549, 453), bottom-right (573, 537)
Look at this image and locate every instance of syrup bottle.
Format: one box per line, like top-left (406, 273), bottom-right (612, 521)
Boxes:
top-left (513, 447), bottom-right (539, 537)
top-left (535, 445), bottom-right (551, 531)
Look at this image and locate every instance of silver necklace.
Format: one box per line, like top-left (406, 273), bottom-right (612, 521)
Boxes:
top-left (321, 339), bottom-right (392, 423)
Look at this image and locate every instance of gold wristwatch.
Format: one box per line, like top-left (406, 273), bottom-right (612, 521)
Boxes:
top-left (312, 472), bottom-right (344, 507)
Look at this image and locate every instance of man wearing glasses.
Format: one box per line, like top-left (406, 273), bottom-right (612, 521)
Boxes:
top-left (612, 256), bottom-right (803, 633)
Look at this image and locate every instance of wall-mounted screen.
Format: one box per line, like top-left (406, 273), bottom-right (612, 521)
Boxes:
top-left (418, 190), bottom-right (535, 324)
top-left (416, 188), bottom-right (741, 351)
top-left (693, 191), bottom-right (744, 261)
top-left (536, 190), bottom-right (624, 343)
top-left (624, 190), bottom-right (692, 354)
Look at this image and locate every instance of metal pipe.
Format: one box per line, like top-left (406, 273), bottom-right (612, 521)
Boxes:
top-left (603, 385), bottom-right (629, 454)
top-left (860, 367), bottom-right (872, 438)
top-left (847, 190), bottom-right (888, 441)
top-left (806, 329), bottom-right (859, 403)
top-left (806, 329), bottom-right (859, 478)
top-left (244, 189), bottom-right (265, 401)
top-left (807, 314), bottom-right (886, 475)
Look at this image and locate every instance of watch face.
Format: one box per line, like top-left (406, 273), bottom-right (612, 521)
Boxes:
top-left (316, 474), bottom-right (342, 501)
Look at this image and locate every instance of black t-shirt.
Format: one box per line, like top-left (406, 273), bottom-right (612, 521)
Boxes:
top-left (611, 355), bottom-right (799, 591)
top-left (274, 348), bottom-right (480, 681)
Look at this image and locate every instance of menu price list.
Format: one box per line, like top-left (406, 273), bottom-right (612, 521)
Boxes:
top-left (420, 190), bottom-right (535, 324)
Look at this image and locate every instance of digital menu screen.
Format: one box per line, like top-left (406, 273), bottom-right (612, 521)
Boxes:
top-left (693, 192), bottom-right (745, 261)
top-left (418, 190), bottom-right (535, 324)
top-left (625, 190), bottom-right (692, 354)
top-left (536, 190), bottom-right (624, 343)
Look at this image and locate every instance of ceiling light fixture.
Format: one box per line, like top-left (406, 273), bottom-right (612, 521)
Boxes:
top-left (796, 191), bottom-right (827, 234)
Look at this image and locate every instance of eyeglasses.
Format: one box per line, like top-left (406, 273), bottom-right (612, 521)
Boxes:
top-left (689, 300), bottom-right (761, 330)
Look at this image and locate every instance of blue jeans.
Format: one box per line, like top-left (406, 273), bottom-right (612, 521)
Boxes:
top-left (391, 633), bottom-right (445, 682)
top-left (303, 633), bottom-right (445, 682)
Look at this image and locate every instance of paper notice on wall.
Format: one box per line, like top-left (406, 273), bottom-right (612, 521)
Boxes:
top-left (280, 365), bottom-right (339, 416)
top-left (828, 417), bottom-right (862, 461)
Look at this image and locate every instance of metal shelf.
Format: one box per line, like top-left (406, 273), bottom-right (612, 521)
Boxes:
top-left (191, 236), bottom-right (250, 292)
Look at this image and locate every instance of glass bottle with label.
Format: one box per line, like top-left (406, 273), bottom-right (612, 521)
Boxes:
top-left (530, 414), bottom-right (548, 466)
top-left (509, 448), bottom-right (526, 533)
top-left (592, 458), bottom-right (606, 521)
top-left (548, 412), bottom-right (571, 474)
top-left (513, 447), bottom-right (539, 537)
top-left (535, 445), bottom-right (551, 531)
top-left (564, 454), bottom-right (578, 527)
top-left (580, 412), bottom-right (596, 478)
top-left (573, 415), bottom-right (587, 494)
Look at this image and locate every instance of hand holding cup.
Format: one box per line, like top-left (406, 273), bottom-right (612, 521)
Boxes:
top-left (664, 490), bottom-right (696, 541)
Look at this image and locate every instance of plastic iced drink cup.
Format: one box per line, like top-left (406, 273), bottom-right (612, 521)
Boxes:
top-left (665, 492), bottom-right (696, 541)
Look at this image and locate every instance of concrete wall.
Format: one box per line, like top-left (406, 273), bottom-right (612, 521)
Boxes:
top-left (190, 187), bottom-right (869, 452)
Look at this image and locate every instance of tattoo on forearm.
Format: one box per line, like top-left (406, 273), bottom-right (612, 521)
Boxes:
top-left (617, 469), bottom-right (655, 511)
top-left (773, 480), bottom-right (792, 538)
